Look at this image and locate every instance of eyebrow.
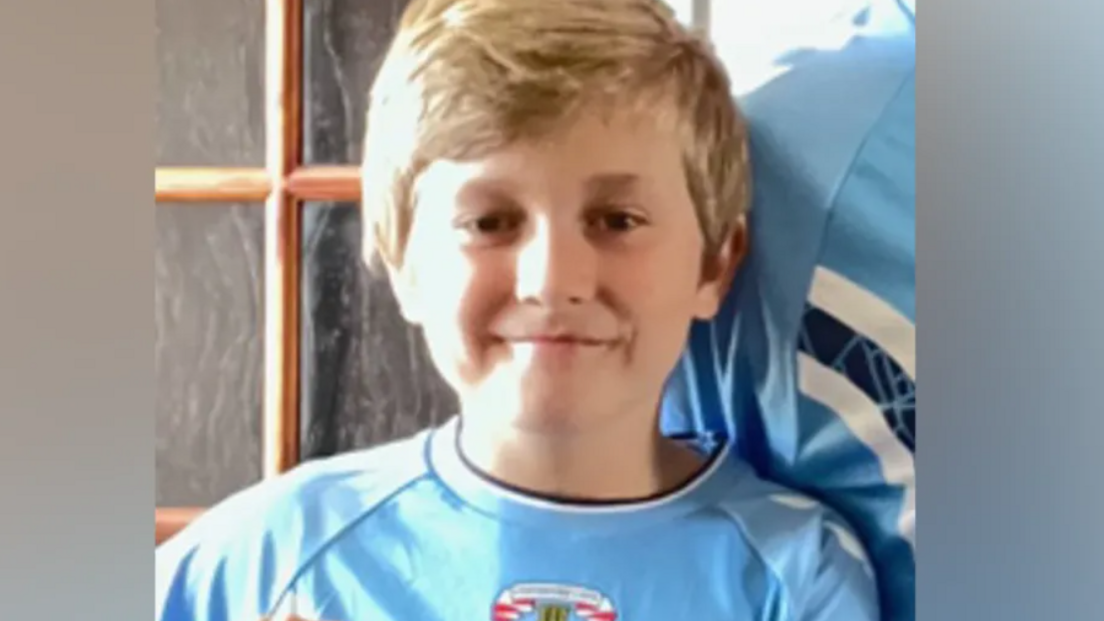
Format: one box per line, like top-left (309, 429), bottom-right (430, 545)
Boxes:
top-left (583, 173), bottom-right (641, 198)
top-left (454, 179), bottom-right (519, 207)
top-left (451, 172), bottom-right (642, 207)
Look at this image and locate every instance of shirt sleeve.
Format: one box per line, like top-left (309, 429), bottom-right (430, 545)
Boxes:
top-left (796, 518), bottom-right (881, 621)
top-left (155, 495), bottom-right (276, 621)
top-left (154, 478), bottom-right (307, 621)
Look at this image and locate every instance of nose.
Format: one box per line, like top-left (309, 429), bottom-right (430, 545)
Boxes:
top-left (514, 218), bottom-right (597, 306)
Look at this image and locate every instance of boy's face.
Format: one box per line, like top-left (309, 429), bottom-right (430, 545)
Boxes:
top-left (393, 107), bottom-right (743, 435)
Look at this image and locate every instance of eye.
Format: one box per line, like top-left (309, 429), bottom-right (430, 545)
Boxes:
top-left (454, 211), bottom-right (524, 241)
top-left (588, 209), bottom-right (647, 234)
top-left (471, 214), bottom-right (510, 234)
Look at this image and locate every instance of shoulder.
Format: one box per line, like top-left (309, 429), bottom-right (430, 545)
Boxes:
top-left (711, 460), bottom-right (881, 621)
top-left (155, 429), bottom-right (433, 621)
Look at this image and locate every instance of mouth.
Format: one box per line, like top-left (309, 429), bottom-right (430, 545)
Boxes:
top-left (498, 334), bottom-right (612, 348)
top-left (522, 334), bottom-right (603, 344)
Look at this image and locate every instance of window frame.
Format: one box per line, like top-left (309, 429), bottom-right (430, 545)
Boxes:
top-left (154, 0), bottom-right (361, 545)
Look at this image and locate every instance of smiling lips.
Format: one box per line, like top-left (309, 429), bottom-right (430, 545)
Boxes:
top-left (491, 311), bottom-right (621, 350)
top-left (496, 333), bottom-right (616, 363)
top-left (510, 334), bottom-right (609, 347)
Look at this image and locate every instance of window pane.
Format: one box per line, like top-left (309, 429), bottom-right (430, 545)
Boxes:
top-left (156, 204), bottom-right (264, 506)
top-left (302, 0), bottom-right (411, 164)
top-left (156, 0), bottom-right (264, 165)
top-left (300, 203), bottom-right (456, 459)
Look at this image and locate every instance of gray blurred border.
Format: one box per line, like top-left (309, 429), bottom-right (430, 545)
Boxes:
top-left (0, 0), bottom-right (152, 616)
top-left (919, 0), bottom-right (1104, 618)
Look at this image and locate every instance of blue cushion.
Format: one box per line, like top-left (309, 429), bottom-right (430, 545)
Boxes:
top-left (662, 2), bottom-right (916, 619)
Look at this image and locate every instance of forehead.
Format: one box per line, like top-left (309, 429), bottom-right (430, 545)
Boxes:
top-left (416, 108), bottom-right (687, 203)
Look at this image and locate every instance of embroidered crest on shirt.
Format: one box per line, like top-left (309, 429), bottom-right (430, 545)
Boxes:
top-left (492, 583), bottom-right (618, 621)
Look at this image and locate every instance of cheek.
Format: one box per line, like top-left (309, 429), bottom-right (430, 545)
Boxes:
top-left (416, 254), bottom-right (511, 363)
top-left (612, 244), bottom-right (708, 362)
top-left (615, 244), bottom-right (704, 316)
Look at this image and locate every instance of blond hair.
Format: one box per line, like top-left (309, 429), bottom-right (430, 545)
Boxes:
top-left (361, 0), bottom-right (751, 270)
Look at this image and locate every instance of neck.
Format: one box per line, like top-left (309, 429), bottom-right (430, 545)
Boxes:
top-left (456, 410), bottom-right (706, 503)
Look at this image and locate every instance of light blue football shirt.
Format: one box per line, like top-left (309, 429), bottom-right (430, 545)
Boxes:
top-left (157, 417), bottom-right (877, 621)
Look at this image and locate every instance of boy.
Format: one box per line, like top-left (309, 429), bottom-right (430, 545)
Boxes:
top-left (156, 0), bottom-right (879, 619)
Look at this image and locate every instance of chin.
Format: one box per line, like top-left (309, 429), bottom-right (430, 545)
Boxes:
top-left (509, 391), bottom-right (626, 437)
top-left (459, 360), bottom-right (620, 434)
top-left (509, 404), bottom-right (590, 434)
top-left (461, 388), bottom-right (593, 435)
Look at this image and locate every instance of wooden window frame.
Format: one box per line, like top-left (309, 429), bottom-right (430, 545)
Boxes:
top-left (154, 0), bottom-right (360, 545)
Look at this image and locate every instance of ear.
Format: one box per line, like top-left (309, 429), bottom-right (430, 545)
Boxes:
top-left (693, 216), bottom-right (749, 320)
